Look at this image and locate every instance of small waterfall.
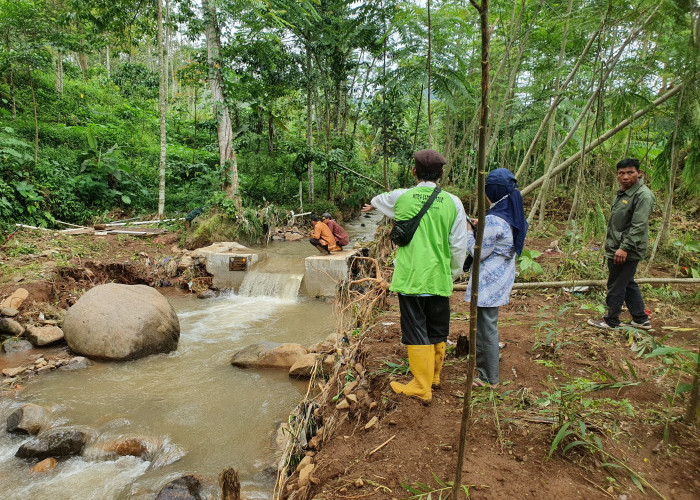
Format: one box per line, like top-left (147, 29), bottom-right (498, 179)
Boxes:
top-left (238, 271), bottom-right (303, 300)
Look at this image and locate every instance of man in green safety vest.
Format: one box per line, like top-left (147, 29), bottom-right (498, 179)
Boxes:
top-left (362, 149), bottom-right (468, 403)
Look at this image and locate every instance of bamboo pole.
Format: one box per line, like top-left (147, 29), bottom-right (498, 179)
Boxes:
top-left (453, 277), bottom-right (700, 291)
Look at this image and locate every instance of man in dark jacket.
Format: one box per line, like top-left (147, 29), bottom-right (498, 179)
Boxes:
top-left (588, 158), bottom-right (655, 330)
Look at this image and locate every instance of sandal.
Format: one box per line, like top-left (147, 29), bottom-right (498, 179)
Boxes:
top-left (472, 378), bottom-right (487, 388)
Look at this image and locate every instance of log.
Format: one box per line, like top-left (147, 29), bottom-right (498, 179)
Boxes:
top-left (453, 277), bottom-right (700, 291)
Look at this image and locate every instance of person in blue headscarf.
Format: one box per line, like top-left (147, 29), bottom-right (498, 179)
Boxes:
top-left (465, 168), bottom-right (528, 387)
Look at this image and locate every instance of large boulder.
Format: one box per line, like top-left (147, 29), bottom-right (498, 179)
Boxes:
top-left (62, 284), bottom-right (180, 361)
top-left (231, 342), bottom-right (308, 369)
top-left (15, 427), bottom-right (92, 460)
top-left (6, 403), bottom-right (49, 435)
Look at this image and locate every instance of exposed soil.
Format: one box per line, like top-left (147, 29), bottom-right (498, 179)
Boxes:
top-left (0, 230), bottom-right (187, 309)
top-left (1, 226), bottom-right (698, 500)
top-left (296, 290), bottom-right (699, 500)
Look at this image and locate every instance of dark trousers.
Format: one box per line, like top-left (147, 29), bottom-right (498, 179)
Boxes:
top-left (309, 238), bottom-right (329, 253)
top-left (603, 258), bottom-right (649, 327)
top-left (397, 294), bottom-right (450, 345)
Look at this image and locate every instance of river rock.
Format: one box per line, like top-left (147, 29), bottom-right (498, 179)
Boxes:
top-left (284, 232), bottom-right (304, 242)
top-left (31, 457), bottom-right (57, 473)
top-left (231, 342), bottom-right (308, 369)
top-left (155, 474), bottom-right (204, 500)
top-left (58, 356), bottom-right (91, 371)
top-left (3, 338), bottom-right (33, 353)
top-left (15, 427), bottom-right (92, 460)
top-left (0, 318), bottom-right (25, 337)
top-left (62, 284), bottom-right (180, 361)
top-left (25, 325), bottom-right (64, 346)
top-left (6, 403), bottom-right (49, 435)
top-left (0, 307), bottom-right (19, 317)
top-left (2, 366), bottom-right (27, 377)
top-left (100, 437), bottom-right (151, 458)
top-left (289, 353), bottom-right (319, 378)
top-left (1, 288), bottom-right (29, 310)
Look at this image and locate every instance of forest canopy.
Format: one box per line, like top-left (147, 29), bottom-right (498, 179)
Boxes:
top-left (0, 0), bottom-right (697, 237)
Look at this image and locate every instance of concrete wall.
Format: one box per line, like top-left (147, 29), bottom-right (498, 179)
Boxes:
top-left (303, 250), bottom-right (356, 297)
top-left (192, 242), bottom-right (261, 290)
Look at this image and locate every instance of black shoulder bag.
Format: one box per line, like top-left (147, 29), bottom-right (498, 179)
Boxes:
top-left (390, 187), bottom-right (441, 247)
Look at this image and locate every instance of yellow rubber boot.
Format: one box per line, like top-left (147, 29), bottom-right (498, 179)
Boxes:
top-left (432, 342), bottom-right (446, 388)
top-left (390, 345), bottom-right (434, 402)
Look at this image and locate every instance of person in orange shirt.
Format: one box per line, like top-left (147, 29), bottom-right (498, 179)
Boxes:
top-left (309, 214), bottom-right (341, 253)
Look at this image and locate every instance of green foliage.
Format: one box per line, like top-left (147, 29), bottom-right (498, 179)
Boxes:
top-left (517, 249), bottom-right (542, 279)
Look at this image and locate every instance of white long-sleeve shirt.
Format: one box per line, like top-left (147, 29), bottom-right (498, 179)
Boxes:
top-left (371, 181), bottom-right (469, 278)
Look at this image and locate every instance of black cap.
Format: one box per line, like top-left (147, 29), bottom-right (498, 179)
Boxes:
top-left (414, 149), bottom-right (446, 172)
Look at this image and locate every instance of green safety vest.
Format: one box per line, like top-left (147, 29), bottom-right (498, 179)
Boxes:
top-left (390, 186), bottom-right (457, 297)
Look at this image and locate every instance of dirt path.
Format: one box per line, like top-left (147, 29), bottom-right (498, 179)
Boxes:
top-left (292, 291), bottom-right (699, 500)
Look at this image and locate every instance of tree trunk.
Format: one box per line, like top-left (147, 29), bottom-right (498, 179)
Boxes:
top-left (158, 0), bottom-right (167, 218)
top-left (536, 0), bottom-right (573, 229)
top-left (646, 86), bottom-right (685, 272)
top-left (454, 1), bottom-right (489, 497)
top-left (486, 0), bottom-right (541, 159)
top-left (55, 50), bottom-right (64, 93)
top-left (106, 45), bottom-right (111, 78)
top-left (515, 20), bottom-right (604, 179)
top-left (521, 83), bottom-right (684, 197)
top-left (305, 39), bottom-right (314, 203)
top-left (192, 85), bottom-right (197, 164)
top-left (351, 55), bottom-right (378, 141)
top-left (27, 65), bottom-right (39, 167)
top-left (685, 342), bottom-right (700, 426)
top-left (202, 0), bottom-right (240, 207)
top-left (427, 0), bottom-right (433, 147)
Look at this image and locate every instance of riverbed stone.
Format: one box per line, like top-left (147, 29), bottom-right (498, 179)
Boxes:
top-left (0, 307), bottom-right (19, 317)
top-left (31, 457), bottom-right (58, 473)
top-left (59, 356), bottom-right (91, 371)
top-left (0, 318), bottom-right (25, 337)
top-left (6, 403), bottom-right (49, 435)
top-left (3, 338), bottom-right (33, 353)
top-left (231, 341), bottom-right (308, 369)
top-left (2, 366), bottom-right (27, 377)
top-left (289, 353), bottom-right (319, 378)
top-left (62, 283), bottom-right (180, 361)
top-left (25, 325), bottom-right (64, 346)
top-left (15, 427), bottom-right (92, 460)
top-left (155, 474), bottom-right (204, 500)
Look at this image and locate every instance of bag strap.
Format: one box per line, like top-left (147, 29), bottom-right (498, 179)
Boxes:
top-left (412, 186), bottom-right (441, 222)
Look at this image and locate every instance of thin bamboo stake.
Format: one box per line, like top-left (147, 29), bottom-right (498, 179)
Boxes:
top-left (453, 0), bottom-right (489, 497)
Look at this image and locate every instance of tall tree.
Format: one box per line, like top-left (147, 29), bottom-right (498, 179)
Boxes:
top-left (157, 0), bottom-right (167, 217)
top-left (202, 0), bottom-right (240, 206)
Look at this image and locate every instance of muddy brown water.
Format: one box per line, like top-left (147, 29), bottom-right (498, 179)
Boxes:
top-left (0, 214), bottom-right (383, 500)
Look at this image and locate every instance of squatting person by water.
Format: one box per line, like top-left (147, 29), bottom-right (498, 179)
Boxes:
top-left (361, 149), bottom-right (468, 403)
top-left (309, 214), bottom-right (341, 254)
top-left (465, 168), bottom-right (528, 388)
top-left (587, 158), bottom-right (655, 331)
top-left (321, 213), bottom-right (349, 249)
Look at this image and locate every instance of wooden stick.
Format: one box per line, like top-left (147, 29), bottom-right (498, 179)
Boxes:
top-left (368, 434), bottom-right (396, 456)
top-left (55, 220), bottom-right (88, 229)
top-left (453, 277), bottom-right (700, 291)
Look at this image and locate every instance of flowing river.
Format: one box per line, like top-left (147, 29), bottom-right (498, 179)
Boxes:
top-left (0, 212), bottom-right (383, 499)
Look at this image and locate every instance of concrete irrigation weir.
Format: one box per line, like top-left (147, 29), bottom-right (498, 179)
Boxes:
top-left (192, 242), bottom-right (356, 297)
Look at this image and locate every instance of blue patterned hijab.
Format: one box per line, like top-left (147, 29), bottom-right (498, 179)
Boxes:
top-left (485, 168), bottom-right (528, 256)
